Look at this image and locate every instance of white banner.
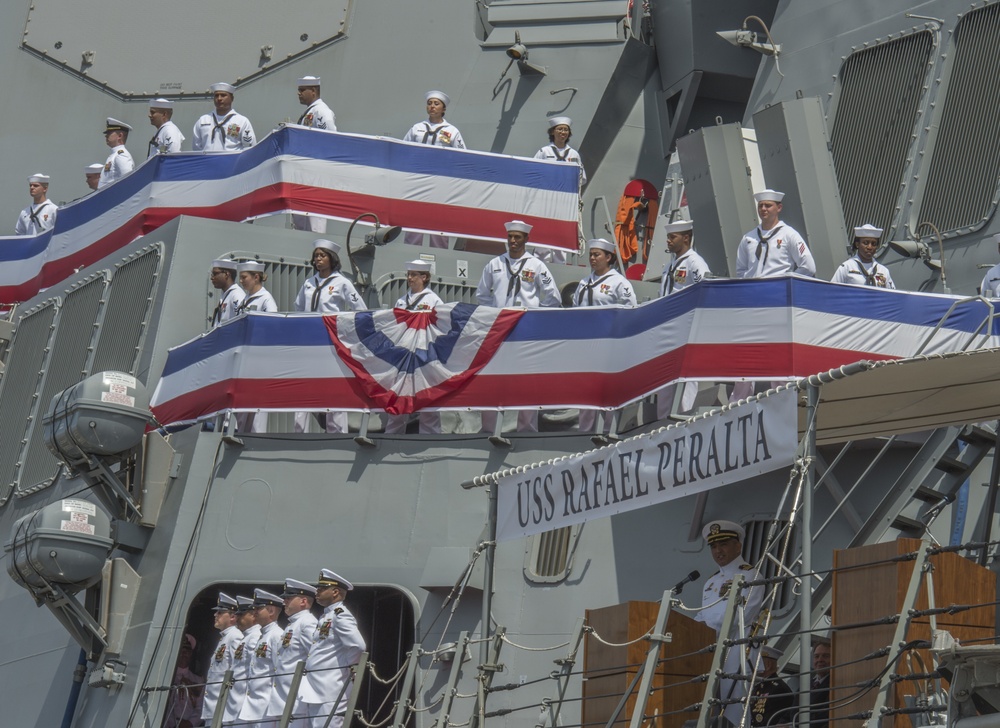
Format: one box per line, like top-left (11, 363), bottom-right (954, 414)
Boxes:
top-left (495, 388), bottom-right (799, 542)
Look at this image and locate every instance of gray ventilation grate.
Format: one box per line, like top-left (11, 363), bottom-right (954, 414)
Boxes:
top-left (0, 303), bottom-right (57, 505)
top-left (92, 247), bottom-right (162, 375)
top-left (830, 31), bottom-right (934, 241)
top-left (15, 277), bottom-right (108, 498)
top-left (918, 4), bottom-right (1000, 235)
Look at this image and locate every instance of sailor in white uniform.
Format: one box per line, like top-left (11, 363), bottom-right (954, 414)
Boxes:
top-left (573, 239), bottom-right (634, 432)
top-left (210, 259), bottom-right (246, 328)
top-left (85, 163), bottom-right (104, 192)
top-left (192, 82), bottom-right (256, 152)
top-left (735, 189), bottom-right (816, 279)
top-left (572, 238), bottom-right (634, 307)
top-left (831, 224), bottom-right (895, 288)
top-left (294, 240), bottom-right (367, 435)
top-left (99, 118), bottom-right (134, 189)
top-left (981, 233), bottom-right (1000, 298)
top-left (403, 90), bottom-right (465, 248)
top-left (534, 116), bottom-right (586, 187)
top-left (202, 593), bottom-right (245, 727)
top-left (294, 240), bottom-right (366, 315)
top-left (300, 570), bottom-right (367, 728)
top-left (696, 520), bottom-right (764, 727)
top-left (660, 220), bottom-right (710, 296)
top-left (291, 76), bottom-right (335, 233)
top-left (476, 220), bottom-right (562, 309)
top-left (385, 260), bottom-right (444, 435)
top-left (15, 173), bottom-right (58, 235)
top-left (477, 220), bottom-right (561, 433)
top-left (657, 220), bottom-right (711, 417)
top-left (296, 75), bottom-right (336, 131)
top-left (238, 589), bottom-right (285, 728)
top-left (147, 98), bottom-right (185, 157)
top-left (234, 261), bottom-right (275, 433)
top-left (236, 261), bottom-right (278, 314)
top-left (267, 579), bottom-right (319, 725)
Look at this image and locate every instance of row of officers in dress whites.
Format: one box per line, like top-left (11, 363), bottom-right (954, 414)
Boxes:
top-left (165, 569), bottom-right (366, 728)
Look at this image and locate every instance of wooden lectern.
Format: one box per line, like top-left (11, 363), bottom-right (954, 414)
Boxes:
top-left (831, 539), bottom-right (996, 728)
top-left (584, 601), bottom-right (717, 728)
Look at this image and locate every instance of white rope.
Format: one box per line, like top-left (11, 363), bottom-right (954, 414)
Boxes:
top-left (584, 626), bottom-right (652, 648)
top-left (500, 634), bottom-right (571, 652)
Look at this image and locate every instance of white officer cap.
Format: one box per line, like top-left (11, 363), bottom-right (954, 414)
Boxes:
top-left (749, 645), bottom-right (783, 665)
top-left (211, 592), bottom-right (239, 612)
top-left (210, 82), bottom-right (236, 94)
top-left (28, 173), bottom-right (50, 184)
top-left (406, 260), bottom-right (432, 273)
top-left (425, 90), bottom-right (450, 106)
top-left (235, 596), bottom-right (255, 613)
top-left (663, 220), bottom-right (694, 234)
top-left (104, 118), bottom-right (132, 133)
top-left (853, 224), bottom-right (883, 239)
top-left (316, 568), bottom-right (354, 591)
top-left (702, 519), bottom-right (745, 544)
top-left (281, 578), bottom-right (317, 598)
top-left (148, 97), bottom-right (174, 109)
top-left (252, 588), bottom-right (284, 608)
top-left (753, 189), bottom-right (785, 203)
top-left (85, 163), bottom-right (104, 174)
top-left (297, 75), bottom-right (321, 87)
top-left (237, 261), bottom-right (265, 273)
top-left (313, 239), bottom-right (342, 256)
top-left (504, 220), bottom-right (532, 234)
top-left (547, 116), bottom-right (572, 129)
top-left (587, 238), bottom-right (615, 253)
top-left (211, 258), bottom-right (238, 271)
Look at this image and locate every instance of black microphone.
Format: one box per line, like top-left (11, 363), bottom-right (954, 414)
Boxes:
top-left (672, 570), bottom-right (700, 595)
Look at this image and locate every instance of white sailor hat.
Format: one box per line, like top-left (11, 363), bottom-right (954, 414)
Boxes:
top-left (297, 75), bottom-right (321, 87)
top-left (663, 220), bottom-right (694, 234)
top-left (504, 220), bottom-right (532, 234)
top-left (235, 596), bottom-right (255, 613)
top-left (28, 173), bottom-right (50, 184)
top-left (406, 260), bottom-right (432, 273)
top-left (211, 258), bottom-right (238, 271)
top-left (211, 592), bottom-right (239, 612)
top-left (316, 568), bottom-right (354, 591)
top-left (104, 118), bottom-right (132, 133)
top-left (702, 519), bottom-right (745, 544)
top-left (313, 239), bottom-right (342, 256)
top-left (148, 98), bottom-right (174, 109)
top-left (281, 578), bottom-right (317, 598)
top-left (753, 189), bottom-right (785, 203)
top-left (210, 82), bottom-right (236, 94)
top-left (252, 588), bottom-right (284, 608)
top-left (587, 238), bottom-right (615, 253)
top-left (86, 163), bottom-right (104, 174)
top-left (237, 261), bottom-right (265, 273)
top-left (853, 224), bottom-right (883, 239)
top-left (547, 116), bottom-right (572, 129)
top-left (425, 90), bottom-right (450, 106)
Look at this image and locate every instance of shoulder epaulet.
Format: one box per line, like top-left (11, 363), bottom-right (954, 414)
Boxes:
top-left (739, 563), bottom-right (753, 571)
top-left (117, 149), bottom-right (125, 155)
top-left (334, 606), bottom-right (344, 615)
